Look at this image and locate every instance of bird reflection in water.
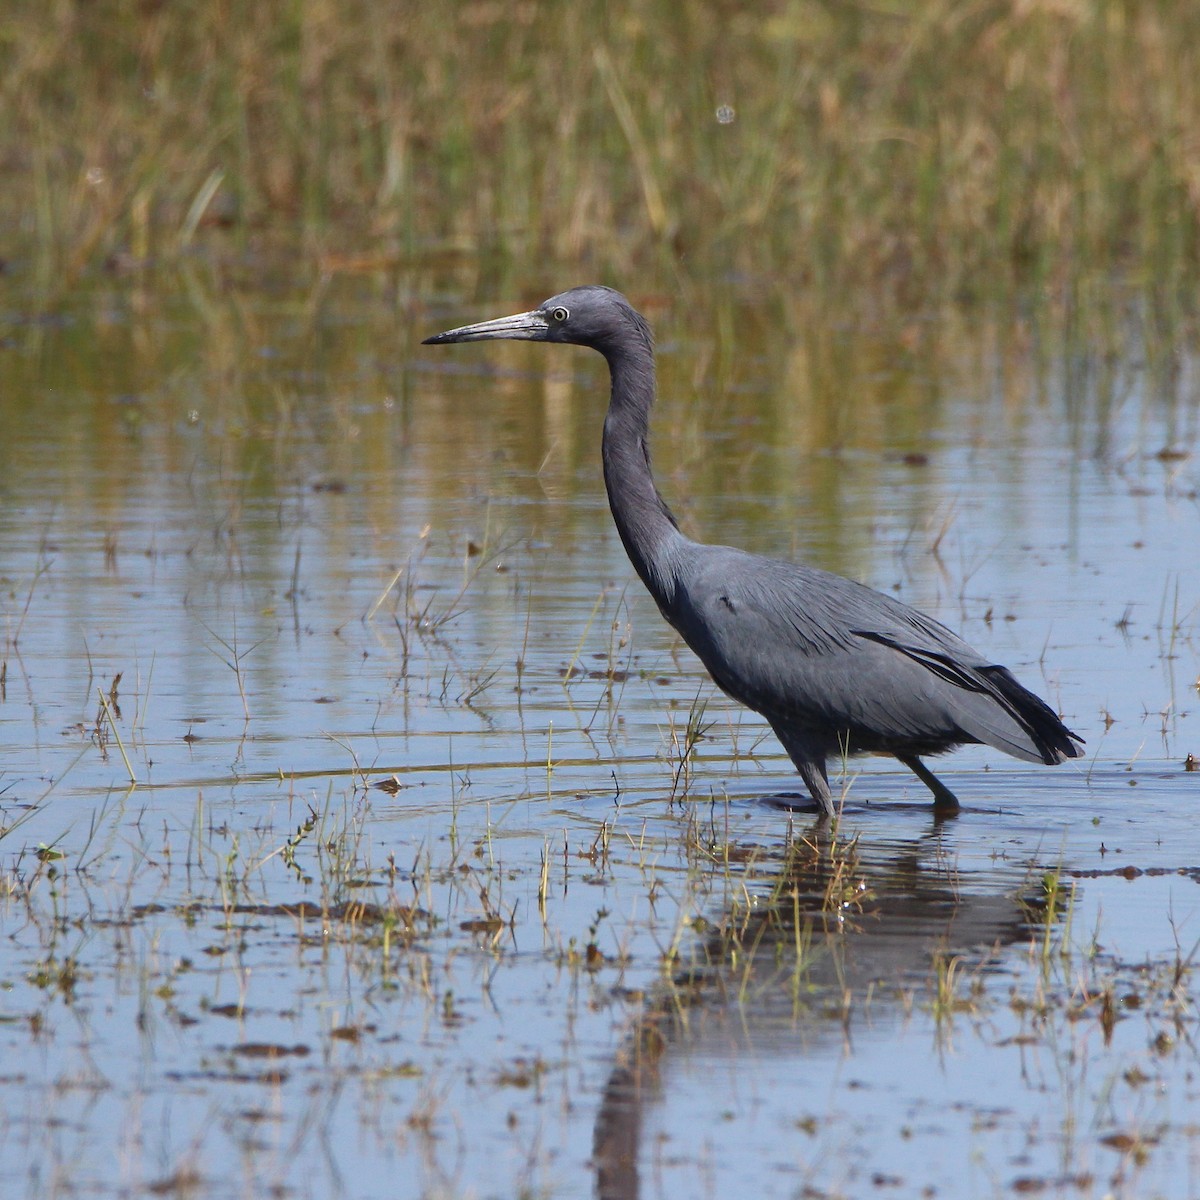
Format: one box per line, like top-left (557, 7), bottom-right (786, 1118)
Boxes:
top-left (590, 812), bottom-right (1055, 1200)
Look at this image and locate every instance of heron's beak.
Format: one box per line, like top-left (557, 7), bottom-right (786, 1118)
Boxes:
top-left (422, 309), bottom-right (548, 345)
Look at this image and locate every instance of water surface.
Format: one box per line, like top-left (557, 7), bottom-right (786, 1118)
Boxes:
top-left (1, 267), bottom-right (1197, 1199)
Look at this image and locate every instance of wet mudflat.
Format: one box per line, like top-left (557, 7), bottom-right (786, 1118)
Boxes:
top-left (1, 273), bottom-right (1198, 1200)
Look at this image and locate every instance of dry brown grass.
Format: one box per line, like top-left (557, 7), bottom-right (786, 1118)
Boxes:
top-left (2, 0), bottom-right (1199, 317)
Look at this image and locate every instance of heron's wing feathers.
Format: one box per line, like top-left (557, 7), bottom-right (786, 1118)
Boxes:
top-left (676, 550), bottom-right (1081, 763)
top-left (852, 632), bottom-right (1083, 762)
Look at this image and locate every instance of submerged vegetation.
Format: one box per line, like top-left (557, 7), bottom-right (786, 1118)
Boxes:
top-left (5, 778), bottom-right (1197, 1197)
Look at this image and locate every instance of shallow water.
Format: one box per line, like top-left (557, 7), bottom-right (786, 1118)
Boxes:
top-left (1, 269), bottom-right (1198, 1199)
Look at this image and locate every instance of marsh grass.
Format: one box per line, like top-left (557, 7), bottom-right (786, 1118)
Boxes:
top-left (4, 1), bottom-right (1200, 331)
top-left (666, 691), bottom-right (710, 804)
top-left (3, 732), bottom-right (1196, 1199)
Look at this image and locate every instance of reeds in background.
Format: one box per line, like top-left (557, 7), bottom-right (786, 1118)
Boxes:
top-left (2, 0), bottom-right (1199, 318)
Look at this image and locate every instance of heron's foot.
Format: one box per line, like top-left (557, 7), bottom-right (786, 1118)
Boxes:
top-left (762, 791), bottom-right (830, 816)
top-left (897, 754), bottom-right (961, 813)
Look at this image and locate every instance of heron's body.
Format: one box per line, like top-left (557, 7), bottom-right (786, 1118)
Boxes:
top-left (424, 286), bottom-right (1083, 816)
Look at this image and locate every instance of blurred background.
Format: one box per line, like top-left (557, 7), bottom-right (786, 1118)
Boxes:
top-left (5, 1), bottom-right (1199, 334)
top-left (4, 0), bottom-right (1198, 605)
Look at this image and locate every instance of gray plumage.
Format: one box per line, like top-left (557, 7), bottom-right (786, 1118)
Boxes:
top-left (423, 285), bottom-right (1083, 817)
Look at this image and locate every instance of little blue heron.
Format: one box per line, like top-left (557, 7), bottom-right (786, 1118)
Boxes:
top-left (423, 286), bottom-right (1083, 816)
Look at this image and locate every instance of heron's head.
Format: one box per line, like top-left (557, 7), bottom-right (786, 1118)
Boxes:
top-left (422, 286), bottom-right (652, 357)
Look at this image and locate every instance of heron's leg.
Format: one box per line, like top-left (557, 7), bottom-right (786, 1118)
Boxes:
top-left (773, 727), bottom-right (837, 819)
top-left (898, 754), bottom-right (961, 811)
top-left (795, 760), bottom-right (836, 820)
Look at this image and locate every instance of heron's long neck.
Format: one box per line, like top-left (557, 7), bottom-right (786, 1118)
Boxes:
top-left (600, 346), bottom-right (686, 609)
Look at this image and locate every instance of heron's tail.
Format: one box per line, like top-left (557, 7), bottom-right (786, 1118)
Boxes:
top-left (977, 666), bottom-right (1084, 764)
top-left (854, 631), bottom-right (1084, 766)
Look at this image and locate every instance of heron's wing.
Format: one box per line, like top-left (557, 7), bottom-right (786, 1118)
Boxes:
top-left (850, 629), bottom-right (1083, 761)
top-left (674, 549), bottom-right (1077, 762)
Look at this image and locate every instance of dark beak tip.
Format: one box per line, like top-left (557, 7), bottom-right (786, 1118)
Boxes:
top-left (419, 309), bottom-right (545, 346)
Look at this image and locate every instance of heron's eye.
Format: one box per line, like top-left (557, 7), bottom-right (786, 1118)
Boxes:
top-left (551, 306), bottom-right (569, 323)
